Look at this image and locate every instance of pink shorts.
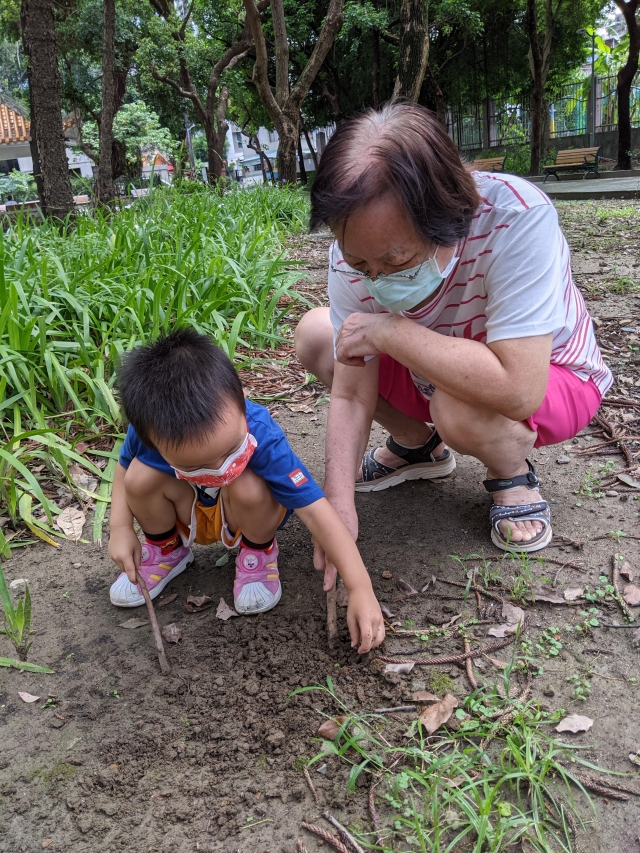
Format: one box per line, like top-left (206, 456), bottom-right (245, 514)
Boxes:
top-left (378, 355), bottom-right (603, 448)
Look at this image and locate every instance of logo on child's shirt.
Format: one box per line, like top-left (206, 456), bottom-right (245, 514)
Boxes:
top-left (289, 468), bottom-right (308, 487)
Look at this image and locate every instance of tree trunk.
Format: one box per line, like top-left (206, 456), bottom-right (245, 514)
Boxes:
top-left (372, 30), bottom-right (381, 107)
top-left (24, 64), bottom-right (45, 205)
top-left (302, 126), bottom-right (319, 170)
top-left (297, 135), bottom-right (307, 184)
top-left (393, 0), bottom-right (430, 102)
top-left (95, 0), bottom-right (116, 204)
top-left (525, 0), bottom-right (563, 176)
top-left (614, 0), bottom-right (639, 170)
top-left (423, 62), bottom-right (446, 126)
top-left (275, 114), bottom-right (300, 185)
top-left (21, 0), bottom-right (74, 217)
top-left (530, 81), bottom-right (545, 176)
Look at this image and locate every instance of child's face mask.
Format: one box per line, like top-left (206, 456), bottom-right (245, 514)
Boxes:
top-left (173, 432), bottom-right (257, 488)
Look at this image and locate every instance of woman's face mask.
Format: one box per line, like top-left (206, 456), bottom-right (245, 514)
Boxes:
top-left (332, 243), bottom-right (459, 313)
top-left (173, 432), bottom-right (257, 488)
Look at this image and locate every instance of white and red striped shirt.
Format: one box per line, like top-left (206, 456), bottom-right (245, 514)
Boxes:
top-left (328, 172), bottom-right (613, 398)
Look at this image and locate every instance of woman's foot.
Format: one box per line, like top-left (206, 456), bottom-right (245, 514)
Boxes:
top-left (484, 462), bottom-right (552, 552)
top-left (355, 427), bottom-right (456, 492)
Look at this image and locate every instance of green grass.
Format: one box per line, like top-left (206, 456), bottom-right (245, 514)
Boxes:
top-left (294, 666), bottom-right (619, 853)
top-left (0, 184), bottom-right (310, 543)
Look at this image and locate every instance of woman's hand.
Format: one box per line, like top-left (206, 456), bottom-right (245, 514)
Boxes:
top-left (108, 526), bottom-right (142, 583)
top-left (335, 313), bottom-right (397, 366)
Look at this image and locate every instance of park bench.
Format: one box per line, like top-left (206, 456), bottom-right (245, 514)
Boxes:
top-left (542, 146), bottom-right (601, 182)
top-left (471, 156), bottom-right (506, 172)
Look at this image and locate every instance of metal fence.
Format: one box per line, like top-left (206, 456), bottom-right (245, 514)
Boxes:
top-left (449, 72), bottom-right (640, 150)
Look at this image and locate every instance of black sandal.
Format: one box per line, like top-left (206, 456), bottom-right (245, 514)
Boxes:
top-left (355, 429), bottom-right (456, 493)
top-left (483, 461), bottom-right (552, 552)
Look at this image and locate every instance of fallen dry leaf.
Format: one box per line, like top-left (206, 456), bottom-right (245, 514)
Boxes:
top-left (418, 693), bottom-right (459, 735)
top-left (75, 441), bottom-right (89, 455)
top-left (532, 587), bottom-right (565, 604)
top-left (215, 597), bottom-right (238, 620)
top-left (380, 604), bottom-right (395, 619)
top-left (617, 473), bottom-right (640, 490)
top-left (384, 662), bottom-right (415, 674)
top-left (55, 506), bottom-right (85, 541)
top-left (69, 462), bottom-right (98, 494)
top-left (619, 561), bottom-right (634, 582)
top-left (564, 587), bottom-right (584, 602)
top-left (41, 840), bottom-right (52, 849)
top-left (381, 570), bottom-right (393, 580)
top-left (555, 714), bottom-right (593, 734)
top-left (396, 578), bottom-right (419, 596)
top-left (623, 584), bottom-right (640, 606)
top-left (502, 601), bottom-right (525, 626)
top-left (487, 657), bottom-right (509, 669)
top-left (118, 618), bottom-right (149, 629)
top-left (412, 691), bottom-right (438, 703)
top-left (18, 692), bottom-right (40, 703)
top-left (157, 593), bottom-right (178, 607)
top-left (487, 624), bottom-right (517, 638)
top-left (185, 594), bottom-right (213, 613)
top-left (161, 622), bottom-right (182, 643)
top-left (317, 715), bottom-right (348, 740)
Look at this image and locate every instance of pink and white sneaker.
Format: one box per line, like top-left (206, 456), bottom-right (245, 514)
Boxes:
top-left (233, 542), bottom-right (282, 614)
top-left (109, 542), bottom-right (194, 607)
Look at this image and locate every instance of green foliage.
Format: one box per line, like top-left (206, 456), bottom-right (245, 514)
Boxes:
top-left (573, 461), bottom-right (616, 498)
top-left (0, 562), bottom-right (32, 659)
top-left (0, 185), bottom-right (309, 534)
top-left (79, 101), bottom-right (177, 170)
top-left (0, 170), bottom-right (38, 204)
top-left (0, 39), bottom-right (27, 110)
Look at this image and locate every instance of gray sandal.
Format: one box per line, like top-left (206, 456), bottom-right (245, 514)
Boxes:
top-left (355, 429), bottom-right (456, 493)
top-left (483, 461), bottom-right (552, 552)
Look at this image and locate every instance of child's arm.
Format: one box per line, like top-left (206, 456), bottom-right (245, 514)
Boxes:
top-left (295, 497), bottom-right (384, 653)
top-left (107, 462), bottom-right (142, 582)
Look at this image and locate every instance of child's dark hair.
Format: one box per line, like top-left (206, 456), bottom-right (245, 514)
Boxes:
top-left (118, 328), bottom-right (246, 449)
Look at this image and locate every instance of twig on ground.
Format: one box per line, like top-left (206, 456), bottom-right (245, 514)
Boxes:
top-left (300, 823), bottom-right (352, 853)
top-left (438, 577), bottom-right (505, 604)
top-left (570, 773), bottom-right (630, 801)
top-left (602, 397), bottom-right (640, 409)
top-left (373, 705), bottom-right (417, 714)
top-left (296, 840), bottom-right (310, 853)
top-left (323, 812), bottom-right (367, 853)
top-left (303, 766), bottom-right (319, 805)
top-left (611, 554), bottom-right (634, 621)
top-left (327, 582), bottom-right (338, 646)
top-left (378, 634), bottom-right (518, 666)
top-left (136, 573), bottom-right (170, 675)
top-left (369, 787), bottom-right (385, 851)
top-left (464, 640), bottom-right (479, 690)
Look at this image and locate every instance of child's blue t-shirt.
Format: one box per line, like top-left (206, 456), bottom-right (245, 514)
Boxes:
top-left (119, 400), bottom-right (324, 511)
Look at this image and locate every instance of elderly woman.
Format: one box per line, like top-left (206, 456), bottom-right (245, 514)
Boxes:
top-left (295, 103), bottom-right (611, 578)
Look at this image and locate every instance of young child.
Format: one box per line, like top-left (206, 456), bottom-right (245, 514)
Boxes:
top-left (107, 329), bottom-right (384, 653)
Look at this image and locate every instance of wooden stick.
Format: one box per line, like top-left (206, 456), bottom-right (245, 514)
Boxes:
top-left (136, 573), bottom-right (171, 675)
top-left (611, 554), bottom-right (634, 621)
top-left (327, 582), bottom-right (338, 646)
top-left (464, 639), bottom-right (479, 690)
top-left (323, 812), bottom-right (367, 853)
top-left (300, 823), bottom-right (352, 853)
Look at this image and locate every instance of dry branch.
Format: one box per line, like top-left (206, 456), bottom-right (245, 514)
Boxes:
top-left (136, 573), bottom-right (170, 675)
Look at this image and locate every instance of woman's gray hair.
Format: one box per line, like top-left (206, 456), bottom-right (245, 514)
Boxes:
top-left (310, 103), bottom-right (480, 247)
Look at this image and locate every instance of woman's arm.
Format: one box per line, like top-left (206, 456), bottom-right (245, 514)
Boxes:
top-left (296, 497), bottom-right (385, 653)
top-left (336, 313), bottom-right (552, 422)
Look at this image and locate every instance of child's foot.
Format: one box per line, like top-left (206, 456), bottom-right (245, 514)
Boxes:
top-left (233, 542), bottom-right (282, 614)
top-left (109, 543), bottom-right (194, 607)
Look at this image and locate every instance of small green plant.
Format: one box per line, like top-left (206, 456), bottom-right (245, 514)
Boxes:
top-left (583, 575), bottom-right (615, 603)
top-left (294, 755), bottom-right (309, 772)
top-left (0, 563), bottom-right (32, 660)
top-left (535, 627), bottom-right (563, 658)
top-left (33, 761), bottom-right (76, 790)
top-left (609, 276), bottom-right (638, 295)
top-left (40, 696), bottom-right (57, 709)
top-left (566, 669), bottom-right (593, 701)
top-left (429, 670), bottom-right (454, 697)
top-left (574, 461), bottom-right (616, 498)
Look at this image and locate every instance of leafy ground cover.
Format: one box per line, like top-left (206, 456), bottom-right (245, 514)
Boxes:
top-left (0, 185), bottom-right (309, 554)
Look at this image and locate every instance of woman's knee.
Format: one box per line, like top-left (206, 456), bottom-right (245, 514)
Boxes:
top-left (294, 307), bottom-right (334, 380)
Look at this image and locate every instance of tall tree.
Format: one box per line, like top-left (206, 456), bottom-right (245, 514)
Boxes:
top-left (393, 0), bottom-right (430, 101)
top-left (145, 0), bottom-right (269, 183)
top-left (525, 0), bottom-right (564, 176)
top-left (243, 0), bottom-right (345, 185)
top-left (20, 0), bottom-right (74, 216)
top-left (614, 0), bottom-right (639, 170)
top-left (95, 0), bottom-right (116, 203)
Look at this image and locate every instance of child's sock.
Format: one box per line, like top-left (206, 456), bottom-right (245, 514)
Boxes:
top-left (240, 534), bottom-right (275, 553)
top-left (144, 525), bottom-right (181, 554)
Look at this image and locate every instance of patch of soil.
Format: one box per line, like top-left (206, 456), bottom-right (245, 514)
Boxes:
top-left (2, 204), bottom-right (640, 853)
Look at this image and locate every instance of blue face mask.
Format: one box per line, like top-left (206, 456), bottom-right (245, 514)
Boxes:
top-left (361, 249), bottom-right (459, 313)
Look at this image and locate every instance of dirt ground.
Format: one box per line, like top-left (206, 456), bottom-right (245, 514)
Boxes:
top-left (1, 200), bottom-right (640, 853)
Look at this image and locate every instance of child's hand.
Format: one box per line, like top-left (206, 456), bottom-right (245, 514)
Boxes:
top-left (346, 586), bottom-right (385, 654)
top-left (108, 526), bottom-right (142, 583)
